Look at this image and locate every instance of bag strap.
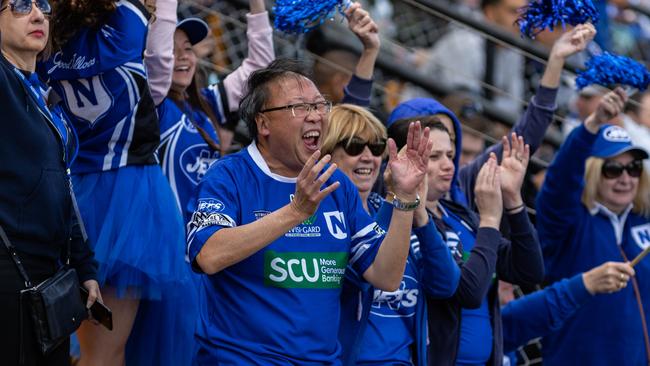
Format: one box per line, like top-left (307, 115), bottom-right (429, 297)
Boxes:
top-left (619, 246), bottom-right (650, 365)
top-left (0, 225), bottom-right (33, 288)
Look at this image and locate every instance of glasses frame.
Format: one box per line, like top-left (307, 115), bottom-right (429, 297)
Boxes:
top-left (0, 0), bottom-right (51, 15)
top-left (601, 159), bottom-right (644, 179)
top-left (338, 137), bottom-right (387, 157)
top-left (260, 101), bottom-right (332, 118)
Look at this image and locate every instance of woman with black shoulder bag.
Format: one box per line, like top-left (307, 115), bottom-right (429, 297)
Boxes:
top-left (0, 1), bottom-right (101, 365)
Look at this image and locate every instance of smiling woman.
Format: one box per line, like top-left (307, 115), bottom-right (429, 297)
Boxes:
top-left (0, 1), bottom-right (100, 365)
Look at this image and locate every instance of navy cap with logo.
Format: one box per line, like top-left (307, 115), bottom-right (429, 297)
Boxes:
top-left (592, 125), bottom-right (649, 160)
top-left (177, 17), bottom-right (210, 46)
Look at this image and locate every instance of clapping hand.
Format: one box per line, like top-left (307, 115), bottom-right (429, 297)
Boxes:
top-left (474, 154), bottom-right (503, 229)
top-left (499, 133), bottom-right (529, 211)
top-left (291, 152), bottom-right (340, 219)
top-left (387, 122), bottom-right (432, 200)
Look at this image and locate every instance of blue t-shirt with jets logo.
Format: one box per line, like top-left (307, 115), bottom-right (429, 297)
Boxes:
top-left (38, 0), bottom-right (159, 173)
top-left (157, 96), bottom-right (223, 220)
top-left (187, 144), bottom-right (385, 365)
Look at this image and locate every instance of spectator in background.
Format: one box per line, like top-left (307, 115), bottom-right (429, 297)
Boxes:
top-left (420, 0), bottom-right (527, 116)
top-left (562, 85), bottom-right (606, 137)
top-left (624, 90), bottom-right (650, 172)
top-left (310, 2), bottom-right (380, 107)
top-left (536, 87), bottom-right (650, 365)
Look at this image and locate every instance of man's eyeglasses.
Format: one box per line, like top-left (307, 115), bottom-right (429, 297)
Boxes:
top-left (260, 101), bottom-right (332, 118)
top-left (0, 0), bottom-right (52, 16)
top-left (338, 137), bottom-right (387, 157)
top-left (601, 160), bottom-right (643, 179)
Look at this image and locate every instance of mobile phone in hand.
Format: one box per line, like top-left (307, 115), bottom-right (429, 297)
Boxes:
top-left (80, 287), bottom-right (113, 331)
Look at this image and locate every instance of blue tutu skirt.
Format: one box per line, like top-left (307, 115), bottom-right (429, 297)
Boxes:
top-left (72, 165), bottom-right (187, 300)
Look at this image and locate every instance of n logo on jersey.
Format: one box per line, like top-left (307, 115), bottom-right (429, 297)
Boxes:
top-left (632, 224), bottom-right (650, 250)
top-left (60, 76), bottom-right (112, 126)
top-left (324, 211), bottom-right (347, 240)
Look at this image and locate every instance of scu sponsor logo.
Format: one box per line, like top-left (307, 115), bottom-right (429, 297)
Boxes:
top-left (264, 251), bottom-right (348, 289)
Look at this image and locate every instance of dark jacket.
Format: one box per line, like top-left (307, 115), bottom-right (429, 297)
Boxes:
top-left (426, 199), bottom-right (543, 366)
top-left (0, 52), bottom-right (96, 283)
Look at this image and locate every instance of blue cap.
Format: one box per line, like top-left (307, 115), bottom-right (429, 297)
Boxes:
top-left (592, 125), bottom-right (648, 159)
top-left (177, 17), bottom-right (209, 45)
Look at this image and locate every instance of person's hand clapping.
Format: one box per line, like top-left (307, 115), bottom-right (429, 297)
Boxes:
top-left (290, 152), bottom-right (340, 220)
top-left (474, 153), bottom-right (503, 229)
top-left (387, 121), bottom-right (432, 201)
top-left (499, 133), bottom-right (530, 213)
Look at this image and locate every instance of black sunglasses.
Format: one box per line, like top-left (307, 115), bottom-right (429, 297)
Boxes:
top-left (601, 160), bottom-right (643, 179)
top-left (0, 0), bottom-right (51, 15)
top-left (338, 137), bottom-right (387, 157)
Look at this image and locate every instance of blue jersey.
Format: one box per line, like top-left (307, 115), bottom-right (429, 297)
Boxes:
top-left (357, 247), bottom-right (419, 366)
top-left (38, 0), bottom-right (159, 173)
top-left (187, 144), bottom-right (385, 365)
top-left (158, 95), bottom-right (223, 221)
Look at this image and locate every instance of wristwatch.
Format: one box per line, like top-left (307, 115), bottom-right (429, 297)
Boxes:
top-left (388, 192), bottom-right (421, 211)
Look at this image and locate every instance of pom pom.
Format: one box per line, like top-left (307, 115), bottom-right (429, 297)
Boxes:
top-left (576, 52), bottom-right (650, 91)
top-left (274, 0), bottom-right (349, 34)
top-left (518, 0), bottom-right (599, 38)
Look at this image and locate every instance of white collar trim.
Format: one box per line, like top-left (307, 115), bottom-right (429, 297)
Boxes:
top-left (247, 143), bottom-right (297, 183)
top-left (590, 202), bottom-right (633, 245)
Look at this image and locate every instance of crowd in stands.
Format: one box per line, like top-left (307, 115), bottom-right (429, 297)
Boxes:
top-left (1, 0), bottom-right (650, 365)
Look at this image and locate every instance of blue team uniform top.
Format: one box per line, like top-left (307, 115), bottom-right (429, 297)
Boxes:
top-left (157, 90), bottom-right (225, 220)
top-left (38, 0), bottom-right (159, 173)
top-left (187, 144), bottom-right (386, 365)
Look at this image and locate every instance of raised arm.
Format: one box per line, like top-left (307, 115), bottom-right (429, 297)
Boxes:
top-left (222, 0), bottom-right (275, 112)
top-left (340, 2), bottom-right (380, 107)
top-left (143, 0), bottom-right (177, 105)
top-left (537, 88), bottom-right (628, 252)
top-left (458, 24), bottom-right (597, 209)
top-left (362, 123), bottom-right (431, 291)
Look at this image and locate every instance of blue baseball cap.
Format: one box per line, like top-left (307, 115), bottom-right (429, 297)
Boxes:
top-left (177, 17), bottom-right (209, 45)
top-left (592, 125), bottom-right (648, 159)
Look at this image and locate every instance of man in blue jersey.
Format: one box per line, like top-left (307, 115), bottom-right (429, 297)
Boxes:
top-left (186, 58), bottom-right (432, 365)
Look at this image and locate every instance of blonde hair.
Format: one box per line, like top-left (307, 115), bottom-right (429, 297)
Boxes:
top-left (582, 157), bottom-right (650, 217)
top-left (321, 104), bottom-right (387, 156)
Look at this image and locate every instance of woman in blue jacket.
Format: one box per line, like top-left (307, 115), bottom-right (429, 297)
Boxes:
top-left (536, 87), bottom-right (650, 365)
top-left (321, 104), bottom-right (460, 366)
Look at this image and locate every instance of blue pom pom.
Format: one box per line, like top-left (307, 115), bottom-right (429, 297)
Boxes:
top-left (518, 0), bottom-right (599, 38)
top-left (273, 0), bottom-right (348, 34)
top-left (576, 52), bottom-right (650, 91)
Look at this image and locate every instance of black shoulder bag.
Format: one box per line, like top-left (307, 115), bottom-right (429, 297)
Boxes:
top-left (0, 224), bottom-right (87, 358)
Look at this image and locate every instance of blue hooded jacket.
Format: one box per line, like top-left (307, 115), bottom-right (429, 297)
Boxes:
top-left (384, 86), bottom-right (556, 365)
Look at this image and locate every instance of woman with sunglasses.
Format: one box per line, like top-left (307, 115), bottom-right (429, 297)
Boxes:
top-left (536, 87), bottom-right (650, 365)
top-left (0, 1), bottom-right (101, 365)
top-left (320, 104), bottom-right (460, 366)
top-left (35, 1), bottom-right (190, 365)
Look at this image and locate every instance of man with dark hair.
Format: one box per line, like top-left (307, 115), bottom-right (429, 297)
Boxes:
top-left (187, 58), bottom-right (432, 364)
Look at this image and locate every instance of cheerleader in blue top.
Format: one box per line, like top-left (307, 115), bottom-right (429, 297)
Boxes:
top-left (38, 1), bottom-right (187, 364)
top-left (158, 0), bottom-right (274, 221)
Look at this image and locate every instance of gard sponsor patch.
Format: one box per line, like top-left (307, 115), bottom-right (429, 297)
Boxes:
top-left (264, 251), bottom-right (348, 289)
